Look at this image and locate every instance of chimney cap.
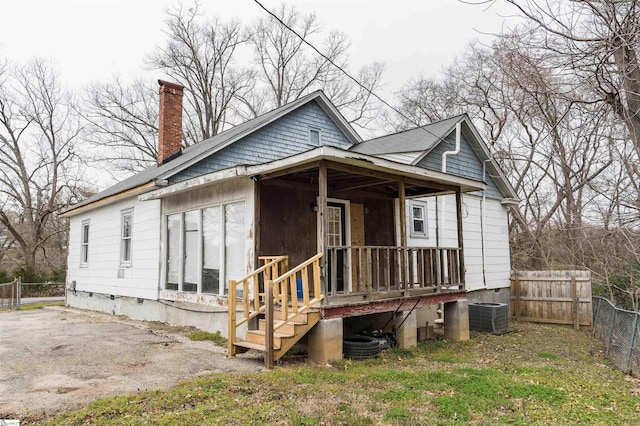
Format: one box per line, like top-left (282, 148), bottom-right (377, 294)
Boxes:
top-left (158, 79), bottom-right (184, 93)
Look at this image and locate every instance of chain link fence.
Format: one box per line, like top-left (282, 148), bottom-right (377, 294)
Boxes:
top-left (592, 296), bottom-right (640, 376)
top-left (0, 277), bottom-right (21, 310)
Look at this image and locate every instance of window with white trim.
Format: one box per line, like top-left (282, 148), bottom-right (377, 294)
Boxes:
top-left (165, 201), bottom-right (245, 295)
top-left (309, 128), bottom-right (321, 146)
top-left (410, 201), bottom-right (428, 238)
top-left (80, 220), bottom-right (90, 266)
top-left (120, 208), bottom-right (133, 266)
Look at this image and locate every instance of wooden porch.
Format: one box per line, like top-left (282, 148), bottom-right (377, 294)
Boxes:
top-left (228, 158), bottom-right (471, 364)
top-left (227, 249), bottom-right (466, 366)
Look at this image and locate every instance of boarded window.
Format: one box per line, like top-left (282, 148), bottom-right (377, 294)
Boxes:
top-left (309, 128), bottom-right (321, 146)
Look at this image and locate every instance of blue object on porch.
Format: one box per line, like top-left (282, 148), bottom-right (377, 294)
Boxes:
top-left (296, 278), bottom-right (303, 298)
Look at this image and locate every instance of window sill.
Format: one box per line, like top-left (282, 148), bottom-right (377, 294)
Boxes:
top-left (410, 234), bottom-right (429, 239)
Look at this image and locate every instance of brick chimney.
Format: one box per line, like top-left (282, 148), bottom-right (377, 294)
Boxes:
top-left (157, 80), bottom-right (184, 164)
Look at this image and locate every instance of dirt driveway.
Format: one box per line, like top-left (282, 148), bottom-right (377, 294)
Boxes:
top-left (0, 306), bottom-right (261, 419)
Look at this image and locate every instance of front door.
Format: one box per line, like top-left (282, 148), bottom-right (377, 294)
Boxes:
top-left (327, 202), bottom-right (347, 293)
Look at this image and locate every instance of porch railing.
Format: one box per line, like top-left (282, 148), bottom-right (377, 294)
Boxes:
top-left (228, 255), bottom-right (288, 357)
top-left (326, 246), bottom-right (463, 298)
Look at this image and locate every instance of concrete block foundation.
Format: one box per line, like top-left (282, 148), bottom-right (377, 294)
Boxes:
top-left (394, 309), bottom-right (418, 348)
top-left (66, 290), bottom-right (242, 338)
top-left (444, 299), bottom-right (470, 341)
top-left (307, 318), bottom-right (343, 364)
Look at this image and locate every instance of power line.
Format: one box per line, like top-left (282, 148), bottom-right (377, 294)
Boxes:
top-left (251, 0), bottom-right (451, 144)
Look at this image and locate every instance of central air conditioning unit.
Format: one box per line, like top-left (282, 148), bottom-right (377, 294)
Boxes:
top-left (468, 302), bottom-right (509, 334)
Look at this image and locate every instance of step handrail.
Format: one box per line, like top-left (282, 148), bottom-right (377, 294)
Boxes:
top-left (267, 252), bottom-right (324, 332)
top-left (264, 252), bottom-right (324, 368)
top-left (228, 255), bottom-right (288, 357)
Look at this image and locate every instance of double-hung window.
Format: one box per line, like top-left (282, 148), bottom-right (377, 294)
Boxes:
top-left (120, 209), bottom-right (133, 266)
top-left (410, 201), bottom-right (428, 238)
top-left (80, 220), bottom-right (90, 266)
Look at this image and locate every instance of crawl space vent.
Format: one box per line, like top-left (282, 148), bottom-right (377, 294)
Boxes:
top-left (468, 302), bottom-right (509, 334)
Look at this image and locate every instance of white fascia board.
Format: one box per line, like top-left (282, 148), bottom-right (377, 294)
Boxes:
top-left (501, 198), bottom-right (520, 206)
top-left (139, 166), bottom-right (248, 201)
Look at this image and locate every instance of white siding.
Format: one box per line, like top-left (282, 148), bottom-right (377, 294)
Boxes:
top-left (67, 197), bottom-right (162, 299)
top-left (403, 194), bottom-right (511, 292)
top-left (480, 197), bottom-right (511, 290)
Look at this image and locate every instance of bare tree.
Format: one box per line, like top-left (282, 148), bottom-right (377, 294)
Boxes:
top-left (84, 78), bottom-right (158, 173)
top-left (248, 4), bottom-right (347, 108)
top-left (502, 0), bottom-right (640, 156)
top-left (147, 2), bottom-right (254, 145)
top-left (244, 4), bottom-right (385, 129)
top-left (391, 43), bottom-right (510, 144)
top-left (83, 2), bottom-right (255, 172)
top-left (393, 39), bottom-right (615, 269)
top-left (0, 58), bottom-right (81, 275)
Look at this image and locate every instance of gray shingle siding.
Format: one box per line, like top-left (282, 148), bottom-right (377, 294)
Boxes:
top-left (171, 101), bottom-right (351, 183)
top-left (418, 132), bottom-right (503, 199)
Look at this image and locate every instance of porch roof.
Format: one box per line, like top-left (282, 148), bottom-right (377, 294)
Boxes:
top-left (139, 146), bottom-right (485, 201)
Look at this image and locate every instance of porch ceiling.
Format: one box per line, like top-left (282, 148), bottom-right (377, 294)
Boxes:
top-left (260, 162), bottom-right (457, 199)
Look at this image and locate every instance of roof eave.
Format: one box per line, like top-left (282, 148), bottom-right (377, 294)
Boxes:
top-left (248, 146), bottom-right (485, 192)
top-left (59, 181), bottom-right (159, 218)
top-left (138, 147), bottom-right (486, 201)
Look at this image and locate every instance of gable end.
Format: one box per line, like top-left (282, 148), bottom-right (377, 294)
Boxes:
top-left (170, 101), bottom-right (352, 183)
top-left (417, 129), bottom-right (503, 199)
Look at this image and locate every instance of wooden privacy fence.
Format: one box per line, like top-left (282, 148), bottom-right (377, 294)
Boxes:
top-left (511, 270), bottom-right (592, 329)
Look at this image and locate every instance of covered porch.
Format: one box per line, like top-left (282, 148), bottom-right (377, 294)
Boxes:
top-left (229, 149), bottom-right (483, 363)
top-left (254, 158), bottom-right (472, 309)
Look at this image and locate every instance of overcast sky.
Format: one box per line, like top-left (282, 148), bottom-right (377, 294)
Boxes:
top-left (0, 0), bottom-right (517, 96)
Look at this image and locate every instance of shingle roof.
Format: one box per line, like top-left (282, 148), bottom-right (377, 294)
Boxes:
top-left (350, 115), bottom-right (465, 156)
top-left (64, 90), bottom-right (360, 214)
top-left (350, 114), bottom-right (518, 200)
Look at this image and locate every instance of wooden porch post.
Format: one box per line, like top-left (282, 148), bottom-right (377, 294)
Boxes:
top-left (318, 162), bottom-right (328, 296)
top-left (254, 179), bottom-right (261, 270)
top-left (398, 180), bottom-right (407, 289)
top-left (264, 281), bottom-right (274, 369)
top-left (398, 180), bottom-right (407, 247)
top-left (455, 188), bottom-right (465, 289)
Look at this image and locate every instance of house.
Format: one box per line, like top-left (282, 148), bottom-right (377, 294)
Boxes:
top-left (62, 80), bottom-right (518, 363)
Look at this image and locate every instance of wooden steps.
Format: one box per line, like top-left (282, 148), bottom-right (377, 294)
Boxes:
top-left (232, 309), bottom-right (321, 360)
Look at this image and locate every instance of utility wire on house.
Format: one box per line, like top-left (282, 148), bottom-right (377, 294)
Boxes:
top-left (252, 0), bottom-right (454, 145)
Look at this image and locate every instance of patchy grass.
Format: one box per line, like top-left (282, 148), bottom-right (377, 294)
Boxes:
top-left (539, 351), bottom-right (559, 360)
top-left (28, 321), bottom-right (640, 425)
top-left (19, 301), bottom-right (65, 311)
top-left (188, 330), bottom-right (226, 346)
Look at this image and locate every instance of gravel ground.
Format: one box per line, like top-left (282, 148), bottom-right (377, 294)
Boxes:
top-left (0, 306), bottom-right (262, 420)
